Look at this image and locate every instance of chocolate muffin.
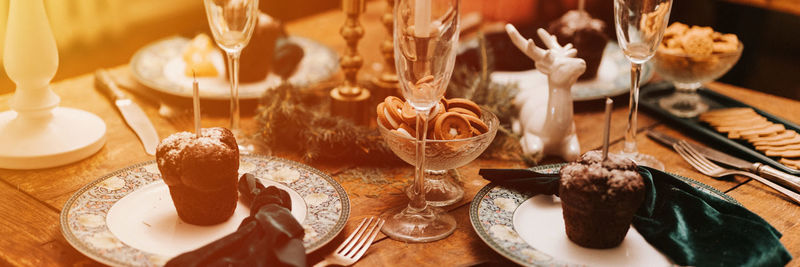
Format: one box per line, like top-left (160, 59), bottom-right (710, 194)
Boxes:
top-left (548, 10), bottom-right (608, 81)
top-left (558, 150), bottom-right (645, 248)
top-left (156, 127), bottom-right (240, 225)
top-left (228, 12), bottom-right (283, 83)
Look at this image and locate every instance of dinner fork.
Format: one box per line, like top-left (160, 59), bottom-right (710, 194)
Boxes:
top-left (313, 217), bottom-right (385, 267)
top-left (673, 140), bottom-right (800, 205)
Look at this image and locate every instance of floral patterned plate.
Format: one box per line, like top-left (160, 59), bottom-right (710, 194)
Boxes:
top-left (130, 35), bottom-right (338, 101)
top-left (61, 155), bottom-right (349, 266)
top-left (469, 163), bottom-right (737, 267)
top-left (490, 42), bottom-right (654, 102)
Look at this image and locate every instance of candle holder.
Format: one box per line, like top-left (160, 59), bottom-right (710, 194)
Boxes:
top-left (331, 0), bottom-right (371, 125)
top-left (371, 0), bottom-right (399, 100)
top-left (0, 0), bottom-right (106, 169)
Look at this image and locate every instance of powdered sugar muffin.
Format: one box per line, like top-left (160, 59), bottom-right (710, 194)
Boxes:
top-left (156, 127), bottom-right (239, 225)
top-left (559, 150), bottom-right (645, 248)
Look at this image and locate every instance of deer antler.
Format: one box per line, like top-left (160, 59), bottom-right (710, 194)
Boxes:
top-left (505, 24), bottom-right (545, 62)
top-left (537, 28), bottom-right (577, 58)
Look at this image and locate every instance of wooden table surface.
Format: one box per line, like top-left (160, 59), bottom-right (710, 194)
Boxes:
top-left (0, 1), bottom-right (798, 266)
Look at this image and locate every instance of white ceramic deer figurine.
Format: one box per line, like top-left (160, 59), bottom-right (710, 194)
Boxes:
top-left (505, 24), bottom-right (586, 162)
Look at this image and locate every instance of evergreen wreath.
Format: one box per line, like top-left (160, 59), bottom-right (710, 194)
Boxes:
top-left (254, 33), bottom-right (525, 164)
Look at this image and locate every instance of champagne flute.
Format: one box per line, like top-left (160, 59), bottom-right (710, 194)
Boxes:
top-left (203, 0), bottom-right (259, 152)
top-left (614, 0), bottom-right (672, 170)
top-left (381, 0), bottom-right (460, 242)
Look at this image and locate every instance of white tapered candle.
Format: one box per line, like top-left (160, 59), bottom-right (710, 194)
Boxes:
top-left (603, 97), bottom-right (613, 160)
top-left (414, 0), bottom-right (431, 37)
top-left (193, 72), bottom-right (201, 138)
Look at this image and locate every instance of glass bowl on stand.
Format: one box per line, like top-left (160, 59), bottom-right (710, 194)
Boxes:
top-left (378, 108), bottom-right (499, 207)
top-left (654, 41), bottom-right (743, 118)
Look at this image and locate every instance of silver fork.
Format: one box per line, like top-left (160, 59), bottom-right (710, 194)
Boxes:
top-left (313, 217), bottom-right (385, 267)
top-left (674, 140), bottom-right (800, 205)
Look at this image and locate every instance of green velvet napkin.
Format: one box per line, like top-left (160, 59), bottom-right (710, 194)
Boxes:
top-left (633, 167), bottom-right (791, 267)
top-left (479, 167), bottom-right (792, 267)
top-left (165, 173), bottom-right (305, 267)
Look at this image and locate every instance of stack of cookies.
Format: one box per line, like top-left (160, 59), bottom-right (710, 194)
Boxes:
top-left (699, 107), bottom-right (800, 169)
top-left (655, 22), bottom-right (741, 78)
top-left (377, 96), bottom-right (489, 140)
top-left (661, 22), bottom-right (739, 56)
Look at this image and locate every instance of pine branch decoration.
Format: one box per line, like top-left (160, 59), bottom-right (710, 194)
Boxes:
top-left (253, 32), bottom-right (527, 164)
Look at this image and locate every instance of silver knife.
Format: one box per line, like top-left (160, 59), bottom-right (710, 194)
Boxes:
top-left (95, 70), bottom-right (159, 156)
top-left (647, 129), bottom-right (800, 193)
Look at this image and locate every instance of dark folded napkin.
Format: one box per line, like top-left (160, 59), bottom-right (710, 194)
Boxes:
top-left (479, 167), bottom-right (792, 267)
top-left (166, 173), bottom-right (305, 267)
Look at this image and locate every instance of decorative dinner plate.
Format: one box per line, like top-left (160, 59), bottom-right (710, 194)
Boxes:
top-left (61, 155), bottom-right (349, 267)
top-left (130, 36), bottom-right (339, 100)
top-left (469, 163), bottom-right (737, 267)
top-left (490, 42), bottom-right (654, 101)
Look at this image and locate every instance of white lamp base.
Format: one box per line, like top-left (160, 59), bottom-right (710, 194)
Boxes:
top-left (0, 107), bottom-right (106, 169)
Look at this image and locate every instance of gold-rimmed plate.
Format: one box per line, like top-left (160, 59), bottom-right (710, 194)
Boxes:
top-left (469, 163), bottom-right (736, 266)
top-left (130, 36), bottom-right (338, 101)
top-left (61, 155), bottom-right (349, 266)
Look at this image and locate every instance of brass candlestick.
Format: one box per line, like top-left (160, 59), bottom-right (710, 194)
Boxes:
top-left (331, 0), bottom-right (371, 125)
top-left (371, 0), bottom-right (399, 100)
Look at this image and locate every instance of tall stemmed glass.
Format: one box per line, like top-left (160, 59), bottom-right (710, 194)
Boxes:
top-left (614, 0), bottom-right (672, 170)
top-left (204, 0), bottom-right (259, 152)
top-left (382, 0), bottom-right (460, 242)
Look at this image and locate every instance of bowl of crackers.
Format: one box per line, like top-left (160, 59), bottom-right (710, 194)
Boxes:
top-left (654, 22), bottom-right (743, 117)
top-left (377, 96), bottom-right (499, 206)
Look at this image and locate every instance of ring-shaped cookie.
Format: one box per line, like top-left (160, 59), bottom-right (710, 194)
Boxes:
top-left (398, 123), bottom-right (416, 138)
top-left (427, 102), bottom-right (446, 129)
top-left (384, 96), bottom-right (405, 125)
top-left (449, 107), bottom-right (478, 119)
top-left (446, 98), bottom-right (482, 117)
top-left (466, 115), bottom-right (489, 134)
top-left (393, 129), bottom-right (413, 139)
top-left (401, 101), bottom-right (418, 126)
top-left (376, 102), bottom-right (394, 129)
top-left (434, 112), bottom-right (473, 140)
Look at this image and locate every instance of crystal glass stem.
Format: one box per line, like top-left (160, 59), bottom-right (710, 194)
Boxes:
top-left (225, 51), bottom-right (241, 135)
top-left (623, 62), bottom-right (642, 155)
top-left (409, 108), bottom-right (431, 212)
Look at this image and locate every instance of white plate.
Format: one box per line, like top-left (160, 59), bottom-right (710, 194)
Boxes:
top-left (490, 42), bottom-right (654, 101)
top-left (61, 155), bottom-right (349, 266)
top-left (130, 36), bottom-right (339, 100)
top-left (469, 163), bottom-right (737, 266)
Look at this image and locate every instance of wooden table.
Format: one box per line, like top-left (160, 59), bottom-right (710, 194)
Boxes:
top-left (0, 2), bottom-right (798, 266)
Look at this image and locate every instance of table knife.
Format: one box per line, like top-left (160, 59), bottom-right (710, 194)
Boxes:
top-left (95, 70), bottom-right (159, 155)
top-left (647, 130), bottom-right (800, 193)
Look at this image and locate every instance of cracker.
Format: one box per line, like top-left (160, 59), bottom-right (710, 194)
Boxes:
top-left (736, 124), bottom-right (785, 137)
top-left (779, 158), bottom-right (800, 169)
top-left (712, 42), bottom-right (738, 54)
top-left (755, 143), bottom-right (800, 152)
top-left (664, 22), bottom-right (689, 38)
top-left (708, 116), bottom-right (768, 127)
top-left (681, 30), bottom-right (714, 56)
top-left (754, 136), bottom-right (800, 147)
top-left (716, 120), bottom-right (773, 133)
top-left (699, 107), bottom-right (756, 118)
top-left (765, 150), bottom-right (800, 158)
top-left (748, 130), bottom-right (798, 142)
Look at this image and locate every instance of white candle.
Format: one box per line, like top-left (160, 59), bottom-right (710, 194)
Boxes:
top-left (193, 73), bottom-right (201, 138)
top-left (602, 97), bottom-right (613, 160)
top-left (414, 0), bottom-right (431, 37)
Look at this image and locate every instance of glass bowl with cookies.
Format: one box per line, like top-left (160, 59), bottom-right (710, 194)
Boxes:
top-left (377, 96), bottom-right (499, 207)
top-left (653, 22), bottom-right (743, 118)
